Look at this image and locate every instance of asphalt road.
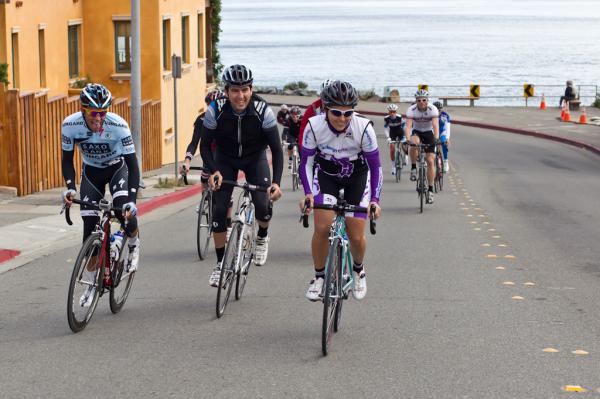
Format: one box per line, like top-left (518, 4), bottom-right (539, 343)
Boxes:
top-left (1, 121), bottom-right (599, 398)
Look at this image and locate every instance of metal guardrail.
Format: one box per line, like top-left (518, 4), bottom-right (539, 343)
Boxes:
top-left (382, 84), bottom-right (599, 106)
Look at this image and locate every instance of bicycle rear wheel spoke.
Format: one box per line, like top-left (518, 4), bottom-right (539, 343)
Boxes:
top-left (67, 233), bottom-right (103, 333)
top-left (216, 223), bottom-right (241, 317)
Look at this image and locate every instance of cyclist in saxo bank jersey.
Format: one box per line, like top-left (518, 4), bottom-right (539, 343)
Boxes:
top-left (406, 89), bottom-right (439, 204)
top-left (61, 83), bottom-right (140, 307)
top-left (299, 80), bottom-right (382, 302)
top-left (200, 64), bottom-right (284, 287)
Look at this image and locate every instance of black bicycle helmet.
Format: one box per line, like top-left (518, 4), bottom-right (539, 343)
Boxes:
top-left (433, 101), bottom-right (443, 109)
top-left (221, 64), bottom-right (254, 87)
top-left (205, 89), bottom-right (226, 104)
top-left (80, 83), bottom-right (112, 109)
top-left (320, 80), bottom-right (359, 108)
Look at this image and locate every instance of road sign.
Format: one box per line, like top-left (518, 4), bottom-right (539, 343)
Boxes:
top-left (523, 84), bottom-right (534, 98)
top-left (418, 84), bottom-right (429, 91)
top-left (470, 84), bottom-right (480, 98)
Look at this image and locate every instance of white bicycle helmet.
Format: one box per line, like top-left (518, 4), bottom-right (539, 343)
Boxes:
top-left (387, 104), bottom-right (399, 112)
top-left (415, 89), bottom-right (429, 98)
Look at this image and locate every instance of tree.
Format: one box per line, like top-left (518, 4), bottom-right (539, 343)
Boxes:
top-left (210, 0), bottom-right (223, 81)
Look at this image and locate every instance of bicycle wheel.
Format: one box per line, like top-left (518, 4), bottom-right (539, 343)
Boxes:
top-left (67, 233), bottom-right (104, 333)
top-left (109, 241), bottom-right (136, 314)
top-left (322, 238), bottom-right (341, 356)
top-left (419, 166), bottom-right (425, 213)
top-left (196, 190), bottom-right (213, 260)
top-left (235, 219), bottom-right (256, 300)
top-left (292, 154), bottom-right (299, 191)
top-left (333, 249), bottom-right (347, 333)
top-left (216, 222), bottom-right (241, 318)
top-left (394, 147), bottom-right (401, 183)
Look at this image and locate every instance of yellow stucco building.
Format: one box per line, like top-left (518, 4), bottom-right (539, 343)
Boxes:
top-left (0, 0), bottom-right (215, 165)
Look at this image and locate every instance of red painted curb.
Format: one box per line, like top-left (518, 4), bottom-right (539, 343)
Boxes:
top-left (0, 249), bottom-right (21, 264)
top-left (137, 184), bottom-right (202, 216)
top-left (271, 102), bottom-right (600, 157)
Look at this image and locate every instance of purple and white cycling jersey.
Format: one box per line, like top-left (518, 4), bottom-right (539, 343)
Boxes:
top-left (299, 113), bottom-right (382, 204)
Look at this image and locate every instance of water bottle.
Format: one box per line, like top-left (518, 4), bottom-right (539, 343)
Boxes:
top-left (110, 231), bottom-right (124, 260)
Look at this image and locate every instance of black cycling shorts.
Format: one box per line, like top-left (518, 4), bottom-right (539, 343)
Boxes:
top-left (212, 151), bottom-right (272, 233)
top-left (79, 159), bottom-right (138, 241)
top-left (412, 130), bottom-right (436, 153)
top-left (389, 128), bottom-right (405, 142)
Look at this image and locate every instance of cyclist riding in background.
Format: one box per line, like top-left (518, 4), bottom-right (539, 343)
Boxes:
top-left (285, 106), bottom-right (303, 169)
top-left (298, 79), bottom-right (334, 149)
top-left (406, 89), bottom-right (439, 204)
top-left (277, 104), bottom-right (290, 143)
top-left (433, 101), bottom-right (451, 172)
top-left (61, 83), bottom-right (140, 307)
top-left (299, 80), bottom-right (382, 302)
top-left (200, 64), bottom-right (284, 287)
top-left (383, 103), bottom-right (407, 175)
top-left (180, 89), bottom-right (227, 185)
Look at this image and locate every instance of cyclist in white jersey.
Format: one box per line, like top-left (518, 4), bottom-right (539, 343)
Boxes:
top-left (299, 81), bottom-right (382, 302)
top-left (405, 89), bottom-right (439, 204)
top-left (61, 84), bottom-right (140, 307)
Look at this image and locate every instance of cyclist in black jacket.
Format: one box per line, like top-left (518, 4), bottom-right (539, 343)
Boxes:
top-left (180, 89), bottom-right (226, 184)
top-left (200, 64), bottom-right (284, 286)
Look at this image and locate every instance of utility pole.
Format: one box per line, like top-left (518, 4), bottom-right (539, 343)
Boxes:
top-left (131, 0), bottom-right (143, 189)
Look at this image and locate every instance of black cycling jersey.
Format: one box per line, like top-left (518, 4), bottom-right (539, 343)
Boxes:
top-left (200, 94), bottom-right (283, 185)
top-left (384, 115), bottom-right (405, 140)
top-left (285, 117), bottom-right (302, 142)
top-left (185, 114), bottom-right (204, 160)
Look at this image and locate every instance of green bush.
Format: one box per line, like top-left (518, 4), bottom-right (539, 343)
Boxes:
top-left (0, 63), bottom-right (9, 85)
top-left (593, 95), bottom-right (600, 109)
top-left (71, 75), bottom-right (92, 88)
top-left (283, 81), bottom-right (308, 91)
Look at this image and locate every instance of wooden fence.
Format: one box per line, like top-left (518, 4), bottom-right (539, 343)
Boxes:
top-left (0, 89), bottom-right (161, 196)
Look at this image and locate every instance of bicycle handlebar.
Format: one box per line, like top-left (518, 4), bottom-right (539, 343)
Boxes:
top-left (180, 165), bottom-right (210, 185)
top-left (300, 200), bottom-right (377, 235)
top-left (61, 198), bottom-right (124, 226)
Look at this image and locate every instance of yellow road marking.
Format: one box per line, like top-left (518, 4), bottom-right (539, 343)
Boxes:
top-left (483, 221), bottom-right (490, 225)
top-left (495, 266), bottom-right (506, 270)
top-left (563, 385), bottom-right (587, 393)
top-left (543, 348), bottom-right (559, 353)
top-left (498, 244), bottom-right (507, 247)
top-left (488, 228), bottom-right (496, 231)
top-left (511, 295), bottom-right (525, 300)
top-left (505, 255), bottom-right (516, 260)
top-left (492, 235), bottom-right (501, 238)
top-left (523, 282), bottom-right (535, 286)
top-left (470, 221), bottom-right (478, 224)
top-left (502, 281), bottom-right (515, 285)
top-left (481, 243), bottom-right (491, 247)
top-left (486, 254), bottom-right (497, 259)
top-left (572, 350), bottom-right (589, 355)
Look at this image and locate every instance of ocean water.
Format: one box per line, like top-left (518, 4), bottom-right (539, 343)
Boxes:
top-left (219, 0), bottom-right (600, 105)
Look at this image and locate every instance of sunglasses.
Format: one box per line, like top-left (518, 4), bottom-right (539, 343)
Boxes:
top-left (84, 108), bottom-right (109, 117)
top-left (416, 99), bottom-right (428, 103)
top-left (328, 108), bottom-right (354, 118)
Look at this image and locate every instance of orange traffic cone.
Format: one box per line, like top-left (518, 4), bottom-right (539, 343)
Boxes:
top-left (540, 93), bottom-right (547, 110)
top-left (563, 102), bottom-right (571, 122)
top-left (560, 103), bottom-right (566, 120)
top-left (579, 107), bottom-right (587, 124)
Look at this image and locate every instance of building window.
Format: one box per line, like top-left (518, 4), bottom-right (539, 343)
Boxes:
top-left (114, 21), bottom-right (132, 73)
top-left (68, 25), bottom-right (81, 78)
top-left (181, 15), bottom-right (189, 63)
top-left (197, 13), bottom-right (205, 58)
top-left (11, 32), bottom-right (20, 88)
top-left (162, 18), bottom-right (171, 70)
top-left (38, 29), bottom-right (46, 87)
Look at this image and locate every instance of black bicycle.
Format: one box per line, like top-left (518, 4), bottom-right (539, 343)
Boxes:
top-left (63, 198), bottom-right (135, 333)
top-left (409, 143), bottom-right (433, 213)
top-left (181, 166), bottom-right (213, 260)
top-left (290, 142), bottom-right (300, 191)
top-left (434, 143), bottom-right (444, 193)
top-left (392, 139), bottom-right (408, 182)
top-left (301, 195), bottom-right (376, 355)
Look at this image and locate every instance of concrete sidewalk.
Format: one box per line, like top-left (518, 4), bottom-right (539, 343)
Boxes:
top-left (0, 164), bottom-right (203, 271)
top-left (262, 94), bottom-right (600, 149)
